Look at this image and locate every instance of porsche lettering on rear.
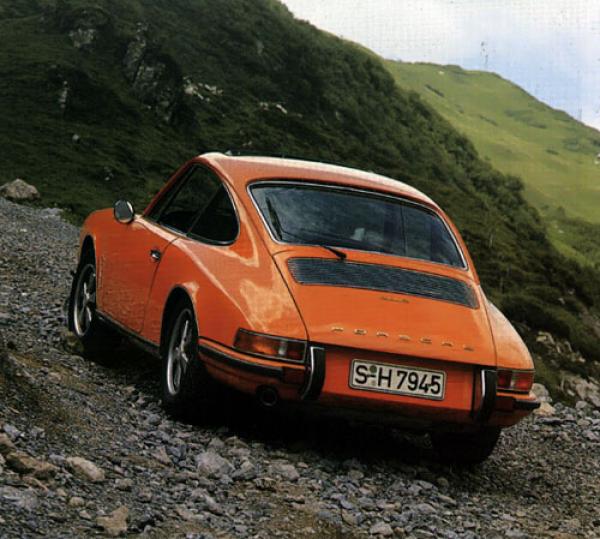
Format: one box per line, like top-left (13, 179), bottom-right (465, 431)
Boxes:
top-left (68, 152), bottom-right (539, 464)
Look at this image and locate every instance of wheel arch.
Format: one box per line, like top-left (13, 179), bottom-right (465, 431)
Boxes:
top-left (69, 235), bottom-right (96, 333)
top-left (80, 235), bottom-right (95, 260)
top-left (159, 286), bottom-right (198, 357)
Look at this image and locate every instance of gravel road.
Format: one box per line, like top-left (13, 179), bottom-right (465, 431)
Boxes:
top-left (1, 197), bottom-right (599, 538)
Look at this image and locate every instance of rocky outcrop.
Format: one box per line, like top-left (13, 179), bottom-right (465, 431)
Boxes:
top-left (182, 77), bottom-right (224, 102)
top-left (57, 81), bottom-right (69, 113)
top-left (259, 101), bottom-right (288, 114)
top-left (53, 6), bottom-right (111, 50)
top-left (122, 23), bottom-right (182, 123)
top-left (534, 331), bottom-right (600, 415)
top-left (122, 23), bottom-right (149, 82)
top-left (536, 331), bottom-right (587, 365)
top-left (534, 330), bottom-right (600, 408)
top-left (563, 374), bottom-right (600, 408)
top-left (69, 27), bottom-right (97, 49)
top-left (0, 179), bottom-right (40, 201)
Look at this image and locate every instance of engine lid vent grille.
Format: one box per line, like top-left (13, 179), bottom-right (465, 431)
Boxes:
top-left (287, 258), bottom-right (477, 308)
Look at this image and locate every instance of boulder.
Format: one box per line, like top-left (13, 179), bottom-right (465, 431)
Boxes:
top-left (0, 179), bottom-right (40, 201)
top-left (195, 451), bottom-right (233, 478)
top-left (66, 456), bottom-right (105, 482)
top-left (535, 401), bottom-right (556, 417)
top-left (96, 505), bottom-right (128, 537)
top-left (267, 462), bottom-right (300, 481)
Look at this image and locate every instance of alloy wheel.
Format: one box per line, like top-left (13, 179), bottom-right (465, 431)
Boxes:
top-left (166, 309), bottom-right (194, 396)
top-left (73, 264), bottom-right (97, 337)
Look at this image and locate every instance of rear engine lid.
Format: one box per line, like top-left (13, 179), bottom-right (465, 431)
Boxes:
top-left (274, 252), bottom-right (497, 366)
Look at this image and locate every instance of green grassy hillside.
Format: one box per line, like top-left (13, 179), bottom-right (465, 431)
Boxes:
top-left (0, 0), bottom-right (599, 388)
top-left (385, 60), bottom-right (600, 268)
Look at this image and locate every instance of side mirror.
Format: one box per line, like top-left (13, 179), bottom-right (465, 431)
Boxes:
top-left (114, 200), bottom-right (135, 224)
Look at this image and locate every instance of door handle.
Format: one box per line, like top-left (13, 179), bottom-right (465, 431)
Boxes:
top-left (150, 249), bottom-right (162, 262)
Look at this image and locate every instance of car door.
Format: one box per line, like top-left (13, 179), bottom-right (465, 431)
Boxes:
top-left (99, 216), bottom-right (177, 334)
top-left (100, 165), bottom-right (217, 333)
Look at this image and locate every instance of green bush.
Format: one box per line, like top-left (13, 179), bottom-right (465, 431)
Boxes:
top-left (501, 293), bottom-right (571, 338)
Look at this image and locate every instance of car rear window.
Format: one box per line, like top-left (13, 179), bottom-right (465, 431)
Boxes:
top-left (250, 183), bottom-right (465, 268)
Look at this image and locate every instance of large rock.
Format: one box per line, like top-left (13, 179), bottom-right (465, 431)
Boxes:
top-left (267, 462), bottom-right (300, 482)
top-left (96, 505), bottom-right (128, 537)
top-left (195, 450), bottom-right (233, 478)
top-left (66, 456), bottom-right (105, 482)
top-left (535, 401), bottom-right (556, 417)
top-left (532, 383), bottom-right (552, 403)
top-left (0, 179), bottom-right (40, 201)
top-left (5, 452), bottom-right (58, 479)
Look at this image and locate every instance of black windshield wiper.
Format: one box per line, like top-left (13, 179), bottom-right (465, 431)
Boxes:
top-left (318, 244), bottom-right (347, 261)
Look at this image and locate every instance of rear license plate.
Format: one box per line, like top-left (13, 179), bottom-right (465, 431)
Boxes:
top-left (350, 359), bottom-right (446, 400)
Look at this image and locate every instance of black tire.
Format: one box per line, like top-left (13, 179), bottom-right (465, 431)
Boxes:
top-left (161, 297), bottom-right (213, 418)
top-left (430, 427), bottom-right (501, 465)
top-left (68, 249), bottom-right (121, 359)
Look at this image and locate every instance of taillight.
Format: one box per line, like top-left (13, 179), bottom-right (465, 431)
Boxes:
top-left (497, 370), bottom-right (534, 393)
top-left (234, 329), bottom-right (306, 363)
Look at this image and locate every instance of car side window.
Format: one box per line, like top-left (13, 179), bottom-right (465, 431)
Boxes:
top-left (152, 166), bottom-right (222, 233)
top-left (189, 184), bottom-right (239, 243)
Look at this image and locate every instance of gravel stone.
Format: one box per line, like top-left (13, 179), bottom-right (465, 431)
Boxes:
top-left (68, 496), bottom-right (85, 508)
top-left (369, 521), bottom-right (394, 536)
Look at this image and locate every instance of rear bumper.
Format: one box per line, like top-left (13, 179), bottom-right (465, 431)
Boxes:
top-left (197, 340), bottom-right (538, 429)
top-left (199, 343), bottom-right (285, 380)
top-left (514, 399), bottom-right (541, 411)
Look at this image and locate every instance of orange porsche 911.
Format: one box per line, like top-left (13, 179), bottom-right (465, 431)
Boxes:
top-left (68, 152), bottom-right (539, 463)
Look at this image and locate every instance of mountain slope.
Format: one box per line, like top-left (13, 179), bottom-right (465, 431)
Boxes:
top-left (385, 61), bottom-right (600, 222)
top-left (385, 60), bottom-right (600, 268)
top-left (0, 0), bottom-right (599, 388)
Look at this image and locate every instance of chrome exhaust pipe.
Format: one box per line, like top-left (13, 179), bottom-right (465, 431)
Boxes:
top-left (257, 386), bottom-right (279, 408)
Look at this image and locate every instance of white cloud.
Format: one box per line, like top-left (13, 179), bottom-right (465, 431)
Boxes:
top-left (281, 0), bottom-right (600, 130)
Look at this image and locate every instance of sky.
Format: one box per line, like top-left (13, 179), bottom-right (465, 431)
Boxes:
top-left (280, 0), bottom-right (600, 131)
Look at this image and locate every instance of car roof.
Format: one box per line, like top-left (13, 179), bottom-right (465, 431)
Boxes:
top-left (199, 152), bottom-right (438, 208)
